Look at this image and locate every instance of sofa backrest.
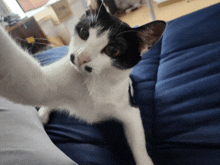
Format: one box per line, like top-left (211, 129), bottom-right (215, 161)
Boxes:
top-left (131, 3), bottom-right (220, 164)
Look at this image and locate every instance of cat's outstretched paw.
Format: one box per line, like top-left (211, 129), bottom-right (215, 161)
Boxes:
top-left (136, 156), bottom-right (154, 165)
top-left (137, 161), bottom-right (154, 165)
top-left (38, 107), bottom-right (52, 124)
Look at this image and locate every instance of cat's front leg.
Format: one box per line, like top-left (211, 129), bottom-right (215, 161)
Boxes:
top-left (116, 107), bottom-right (154, 165)
top-left (0, 25), bottom-right (55, 106)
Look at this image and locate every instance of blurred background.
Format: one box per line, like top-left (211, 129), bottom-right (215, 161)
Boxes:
top-left (0, 0), bottom-right (219, 54)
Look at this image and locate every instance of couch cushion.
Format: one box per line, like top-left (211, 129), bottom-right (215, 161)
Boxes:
top-left (131, 2), bottom-right (220, 165)
top-left (130, 39), bottom-right (162, 146)
top-left (161, 3), bottom-right (220, 55)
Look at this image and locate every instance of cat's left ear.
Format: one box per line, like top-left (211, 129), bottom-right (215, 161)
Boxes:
top-left (136, 21), bottom-right (166, 54)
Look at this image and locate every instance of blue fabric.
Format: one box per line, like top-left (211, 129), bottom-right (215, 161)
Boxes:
top-left (35, 46), bottom-right (69, 66)
top-left (131, 3), bottom-right (220, 165)
top-left (35, 3), bottom-right (220, 164)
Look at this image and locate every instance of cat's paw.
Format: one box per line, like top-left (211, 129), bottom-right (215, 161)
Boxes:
top-left (38, 107), bottom-right (51, 124)
top-left (136, 156), bottom-right (154, 165)
top-left (140, 160), bottom-right (154, 165)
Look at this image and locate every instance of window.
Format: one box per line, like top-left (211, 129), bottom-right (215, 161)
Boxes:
top-left (3, 0), bottom-right (59, 18)
top-left (16, 0), bottom-right (48, 12)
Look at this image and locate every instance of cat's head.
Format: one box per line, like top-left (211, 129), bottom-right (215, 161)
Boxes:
top-left (69, 0), bottom-right (166, 74)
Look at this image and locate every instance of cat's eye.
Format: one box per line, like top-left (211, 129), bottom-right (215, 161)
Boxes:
top-left (78, 27), bottom-right (89, 40)
top-left (103, 45), bottom-right (120, 57)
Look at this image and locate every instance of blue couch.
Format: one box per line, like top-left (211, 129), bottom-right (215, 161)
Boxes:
top-left (34, 3), bottom-right (220, 165)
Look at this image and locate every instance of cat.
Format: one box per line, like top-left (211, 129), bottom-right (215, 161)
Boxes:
top-left (0, 0), bottom-right (166, 164)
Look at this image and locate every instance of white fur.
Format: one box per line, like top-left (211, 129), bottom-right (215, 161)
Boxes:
top-left (0, 25), bottom-right (154, 165)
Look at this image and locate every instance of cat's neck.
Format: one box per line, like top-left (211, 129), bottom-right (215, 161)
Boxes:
top-left (83, 66), bottom-right (132, 86)
top-left (81, 67), bottom-right (132, 104)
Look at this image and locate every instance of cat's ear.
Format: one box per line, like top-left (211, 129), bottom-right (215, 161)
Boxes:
top-left (88, 0), bottom-right (107, 13)
top-left (136, 21), bottom-right (166, 53)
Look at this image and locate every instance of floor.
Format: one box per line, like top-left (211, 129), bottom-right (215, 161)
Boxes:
top-left (120, 0), bottom-right (220, 27)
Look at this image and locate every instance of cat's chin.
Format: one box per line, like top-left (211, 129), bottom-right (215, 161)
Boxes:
top-left (69, 60), bottom-right (80, 71)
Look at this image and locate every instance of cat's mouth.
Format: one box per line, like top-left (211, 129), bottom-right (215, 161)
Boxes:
top-left (70, 54), bottom-right (75, 65)
top-left (70, 54), bottom-right (93, 73)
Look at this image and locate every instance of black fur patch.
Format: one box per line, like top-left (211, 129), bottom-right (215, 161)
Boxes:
top-left (70, 54), bottom-right (75, 64)
top-left (128, 80), bottom-right (138, 107)
top-left (85, 66), bottom-right (93, 73)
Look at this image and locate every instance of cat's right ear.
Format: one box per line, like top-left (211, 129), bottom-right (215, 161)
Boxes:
top-left (136, 21), bottom-right (166, 54)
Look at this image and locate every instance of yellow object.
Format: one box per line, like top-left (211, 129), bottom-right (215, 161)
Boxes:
top-left (26, 37), bottom-right (35, 43)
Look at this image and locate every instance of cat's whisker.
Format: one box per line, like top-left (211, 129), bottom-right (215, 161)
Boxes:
top-left (89, 74), bottom-right (101, 96)
top-left (95, 0), bottom-right (104, 21)
top-left (84, 77), bottom-right (91, 86)
top-left (34, 38), bottom-right (49, 41)
top-left (15, 37), bottom-right (52, 47)
top-left (109, 27), bottom-right (114, 35)
top-left (116, 30), bottom-right (137, 37)
top-left (113, 22), bottom-right (123, 35)
top-left (82, 79), bottom-right (87, 85)
top-left (28, 46), bottom-right (33, 53)
top-left (82, 74), bottom-right (90, 85)
top-left (91, 9), bottom-right (95, 24)
top-left (88, 80), bottom-right (94, 95)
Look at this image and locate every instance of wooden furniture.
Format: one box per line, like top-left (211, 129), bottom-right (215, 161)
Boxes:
top-left (6, 16), bottom-right (49, 54)
top-left (146, 0), bottom-right (156, 20)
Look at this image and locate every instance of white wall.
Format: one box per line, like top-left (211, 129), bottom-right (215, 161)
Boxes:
top-left (2, 0), bottom-right (59, 19)
top-left (0, 0), bottom-right (11, 26)
top-left (0, 0), bottom-right (11, 16)
top-left (2, 0), bottom-right (25, 18)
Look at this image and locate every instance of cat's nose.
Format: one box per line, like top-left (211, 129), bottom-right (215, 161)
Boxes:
top-left (78, 54), bottom-right (91, 66)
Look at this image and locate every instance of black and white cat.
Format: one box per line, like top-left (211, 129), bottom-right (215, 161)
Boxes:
top-left (0, 0), bottom-right (166, 164)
